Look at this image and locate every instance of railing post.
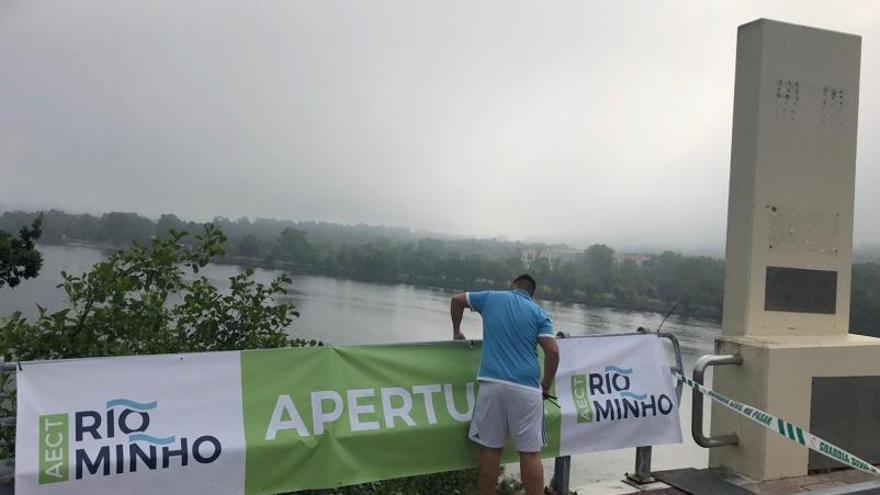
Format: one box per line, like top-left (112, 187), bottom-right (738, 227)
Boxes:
top-left (0, 458), bottom-right (11, 492)
top-left (0, 464), bottom-right (14, 495)
top-left (627, 446), bottom-right (655, 484)
top-left (0, 357), bottom-right (13, 494)
top-left (550, 455), bottom-right (571, 494)
top-left (0, 356), bottom-right (13, 428)
top-left (548, 331), bottom-right (571, 495)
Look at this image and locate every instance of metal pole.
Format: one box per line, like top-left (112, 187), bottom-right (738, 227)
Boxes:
top-left (0, 359), bottom-right (10, 495)
top-left (0, 357), bottom-right (12, 430)
top-left (628, 446), bottom-right (654, 483)
top-left (549, 332), bottom-right (571, 494)
top-left (657, 331), bottom-right (685, 404)
top-left (550, 455), bottom-right (571, 495)
top-left (0, 357), bottom-right (16, 373)
top-left (0, 458), bottom-right (13, 495)
top-left (0, 459), bottom-right (11, 482)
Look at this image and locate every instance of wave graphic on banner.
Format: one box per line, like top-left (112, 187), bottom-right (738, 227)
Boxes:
top-left (128, 433), bottom-right (178, 446)
top-left (604, 366), bottom-right (632, 374)
top-left (619, 391), bottom-right (647, 400)
top-left (105, 398), bottom-right (158, 411)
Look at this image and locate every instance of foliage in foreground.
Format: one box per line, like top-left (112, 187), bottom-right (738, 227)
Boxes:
top-left (0, 214), bottom-right (43, 289)
top-left (0, 225), bottom-right (518, 493)
top-left (0, 225), bottom-right (304, 360)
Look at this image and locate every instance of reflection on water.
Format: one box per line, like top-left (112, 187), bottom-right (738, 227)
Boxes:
top-left (2, 244), bottom-right (722, 485)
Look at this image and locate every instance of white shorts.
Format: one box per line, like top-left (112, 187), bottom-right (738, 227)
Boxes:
top-left (468, 380), bottom-right (546, 453)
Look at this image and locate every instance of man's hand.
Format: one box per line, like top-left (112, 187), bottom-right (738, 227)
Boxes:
top-left (538, 337), bottom-right (560, 400)
top-left (450, 293), bottom-right (469, 341)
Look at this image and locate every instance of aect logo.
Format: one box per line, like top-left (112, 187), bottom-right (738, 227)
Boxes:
top-left (570, 366), bottom-right (674, 424)
top-left (38, 399), bottom-right (222, 485)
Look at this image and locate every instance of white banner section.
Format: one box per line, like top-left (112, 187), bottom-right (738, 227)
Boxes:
top-left (556, 334), bottom-right (682, 454)
top-left (15, 352), bottom-right (245, 495)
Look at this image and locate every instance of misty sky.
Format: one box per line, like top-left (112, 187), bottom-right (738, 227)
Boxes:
top-left (1, 1), bottom-right (878, 252)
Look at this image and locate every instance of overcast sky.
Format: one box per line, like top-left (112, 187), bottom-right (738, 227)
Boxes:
top-left (1, 0), bottom-right (877, 252)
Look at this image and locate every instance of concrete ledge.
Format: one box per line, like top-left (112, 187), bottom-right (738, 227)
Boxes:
top-left (710, 336), bottom-right (880, 480)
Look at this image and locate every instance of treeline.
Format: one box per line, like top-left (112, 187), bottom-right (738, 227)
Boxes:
top-left (1, 209), bottom-right (878, 335)
top-left (0, 210), bottom-right (452, 248)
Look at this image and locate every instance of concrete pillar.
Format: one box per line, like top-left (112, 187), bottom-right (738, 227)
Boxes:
top-left (710, 19), bottom-right (880, 480)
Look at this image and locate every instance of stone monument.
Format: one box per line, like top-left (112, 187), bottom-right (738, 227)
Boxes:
top-left (711, 18), bottom-right (880, 481)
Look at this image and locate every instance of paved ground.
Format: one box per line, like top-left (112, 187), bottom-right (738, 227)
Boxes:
top-left (570, 479), bottom-right (684, 494)
top-left (730, 469), bottom-right (878, 494)
top-left (569, 468), bottom-right (880, 495)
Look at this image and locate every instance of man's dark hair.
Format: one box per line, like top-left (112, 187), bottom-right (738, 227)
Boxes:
top-left (512, 274), bottom-right (537, 296)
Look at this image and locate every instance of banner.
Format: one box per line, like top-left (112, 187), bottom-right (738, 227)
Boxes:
top-left (15, 334), bottom-right (680, 495)
top-left (557, 335), bottom-right (682, 454)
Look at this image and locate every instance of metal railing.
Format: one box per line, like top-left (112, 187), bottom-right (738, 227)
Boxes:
top-left (690, 353), bottom-right (743, 448)
top-left (1, 357), bottom-right (15, 490)
top-left (630, 328), bottom-right (685, 486)
top-left (0, 330), bottom-right (684, 495)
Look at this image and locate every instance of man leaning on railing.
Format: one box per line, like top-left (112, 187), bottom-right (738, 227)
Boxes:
top-left (450, 274), bottom-right (560, 495)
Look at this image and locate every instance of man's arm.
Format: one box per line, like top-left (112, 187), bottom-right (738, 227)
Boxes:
top-left (450, 293), bottom-right (468, 340)
top-left (538, 337), bottom-right (560, 395)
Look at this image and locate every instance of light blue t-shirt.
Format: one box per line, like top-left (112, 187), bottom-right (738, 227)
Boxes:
top-left (466, 289), bottom-right (555, 390)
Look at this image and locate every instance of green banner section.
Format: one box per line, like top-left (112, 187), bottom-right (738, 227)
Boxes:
top-left (241, 343), bottom-right (560, 494)
top-left (38, 413), bottom-right (69, 485)
top-left (570, 375), bottom-right (593, 424)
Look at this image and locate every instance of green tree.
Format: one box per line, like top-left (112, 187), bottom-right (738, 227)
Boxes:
top-left (584, 244), bottom-right (616, 290)
top-left (0, 225), bottom-right (305, 360)
top-left (100, 211), bottom-right (155, 246)
top-left (571, 244), bottom-right (616, 300)
top-left (851, 263), bottom-right (880, 338)
top-left (272, 227), bottom-right (315, 264)
top-left (0, 214), bottom-right (43, 289)
top-left (155, 213), bottom-right (185, 237)
top-left (236, 234), bottom-right (262, 258)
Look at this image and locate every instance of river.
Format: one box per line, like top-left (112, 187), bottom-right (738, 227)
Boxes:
top-left (1, 244), bottom-right (722, 487)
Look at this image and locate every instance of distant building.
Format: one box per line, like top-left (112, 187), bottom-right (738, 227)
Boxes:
top-left (614, 253), bottom-right (651, 267)
top-left (521, 246), bottom-right (580, 269)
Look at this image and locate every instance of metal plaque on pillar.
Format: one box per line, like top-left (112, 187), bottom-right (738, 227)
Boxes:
top-left (764, 266), bottom-right (837, 314)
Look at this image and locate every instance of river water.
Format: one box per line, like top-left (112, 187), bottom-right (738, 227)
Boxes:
top-left (1, 244), bottom-right (722, 487)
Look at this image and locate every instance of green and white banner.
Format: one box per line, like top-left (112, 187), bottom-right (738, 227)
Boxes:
top-left (15, 334), bottom-right (681, 494)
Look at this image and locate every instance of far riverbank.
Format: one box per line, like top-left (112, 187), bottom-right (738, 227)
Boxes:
top-left (53, 239), bottom-right (724, 322)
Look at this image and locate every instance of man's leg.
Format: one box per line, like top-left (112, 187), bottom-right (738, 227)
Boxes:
top-left (519, 452), bottom-right (544, 495)
top-left (478, 447), bottom-right (504, 495)
top-left (508, 386), bottom-right (545, 495)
